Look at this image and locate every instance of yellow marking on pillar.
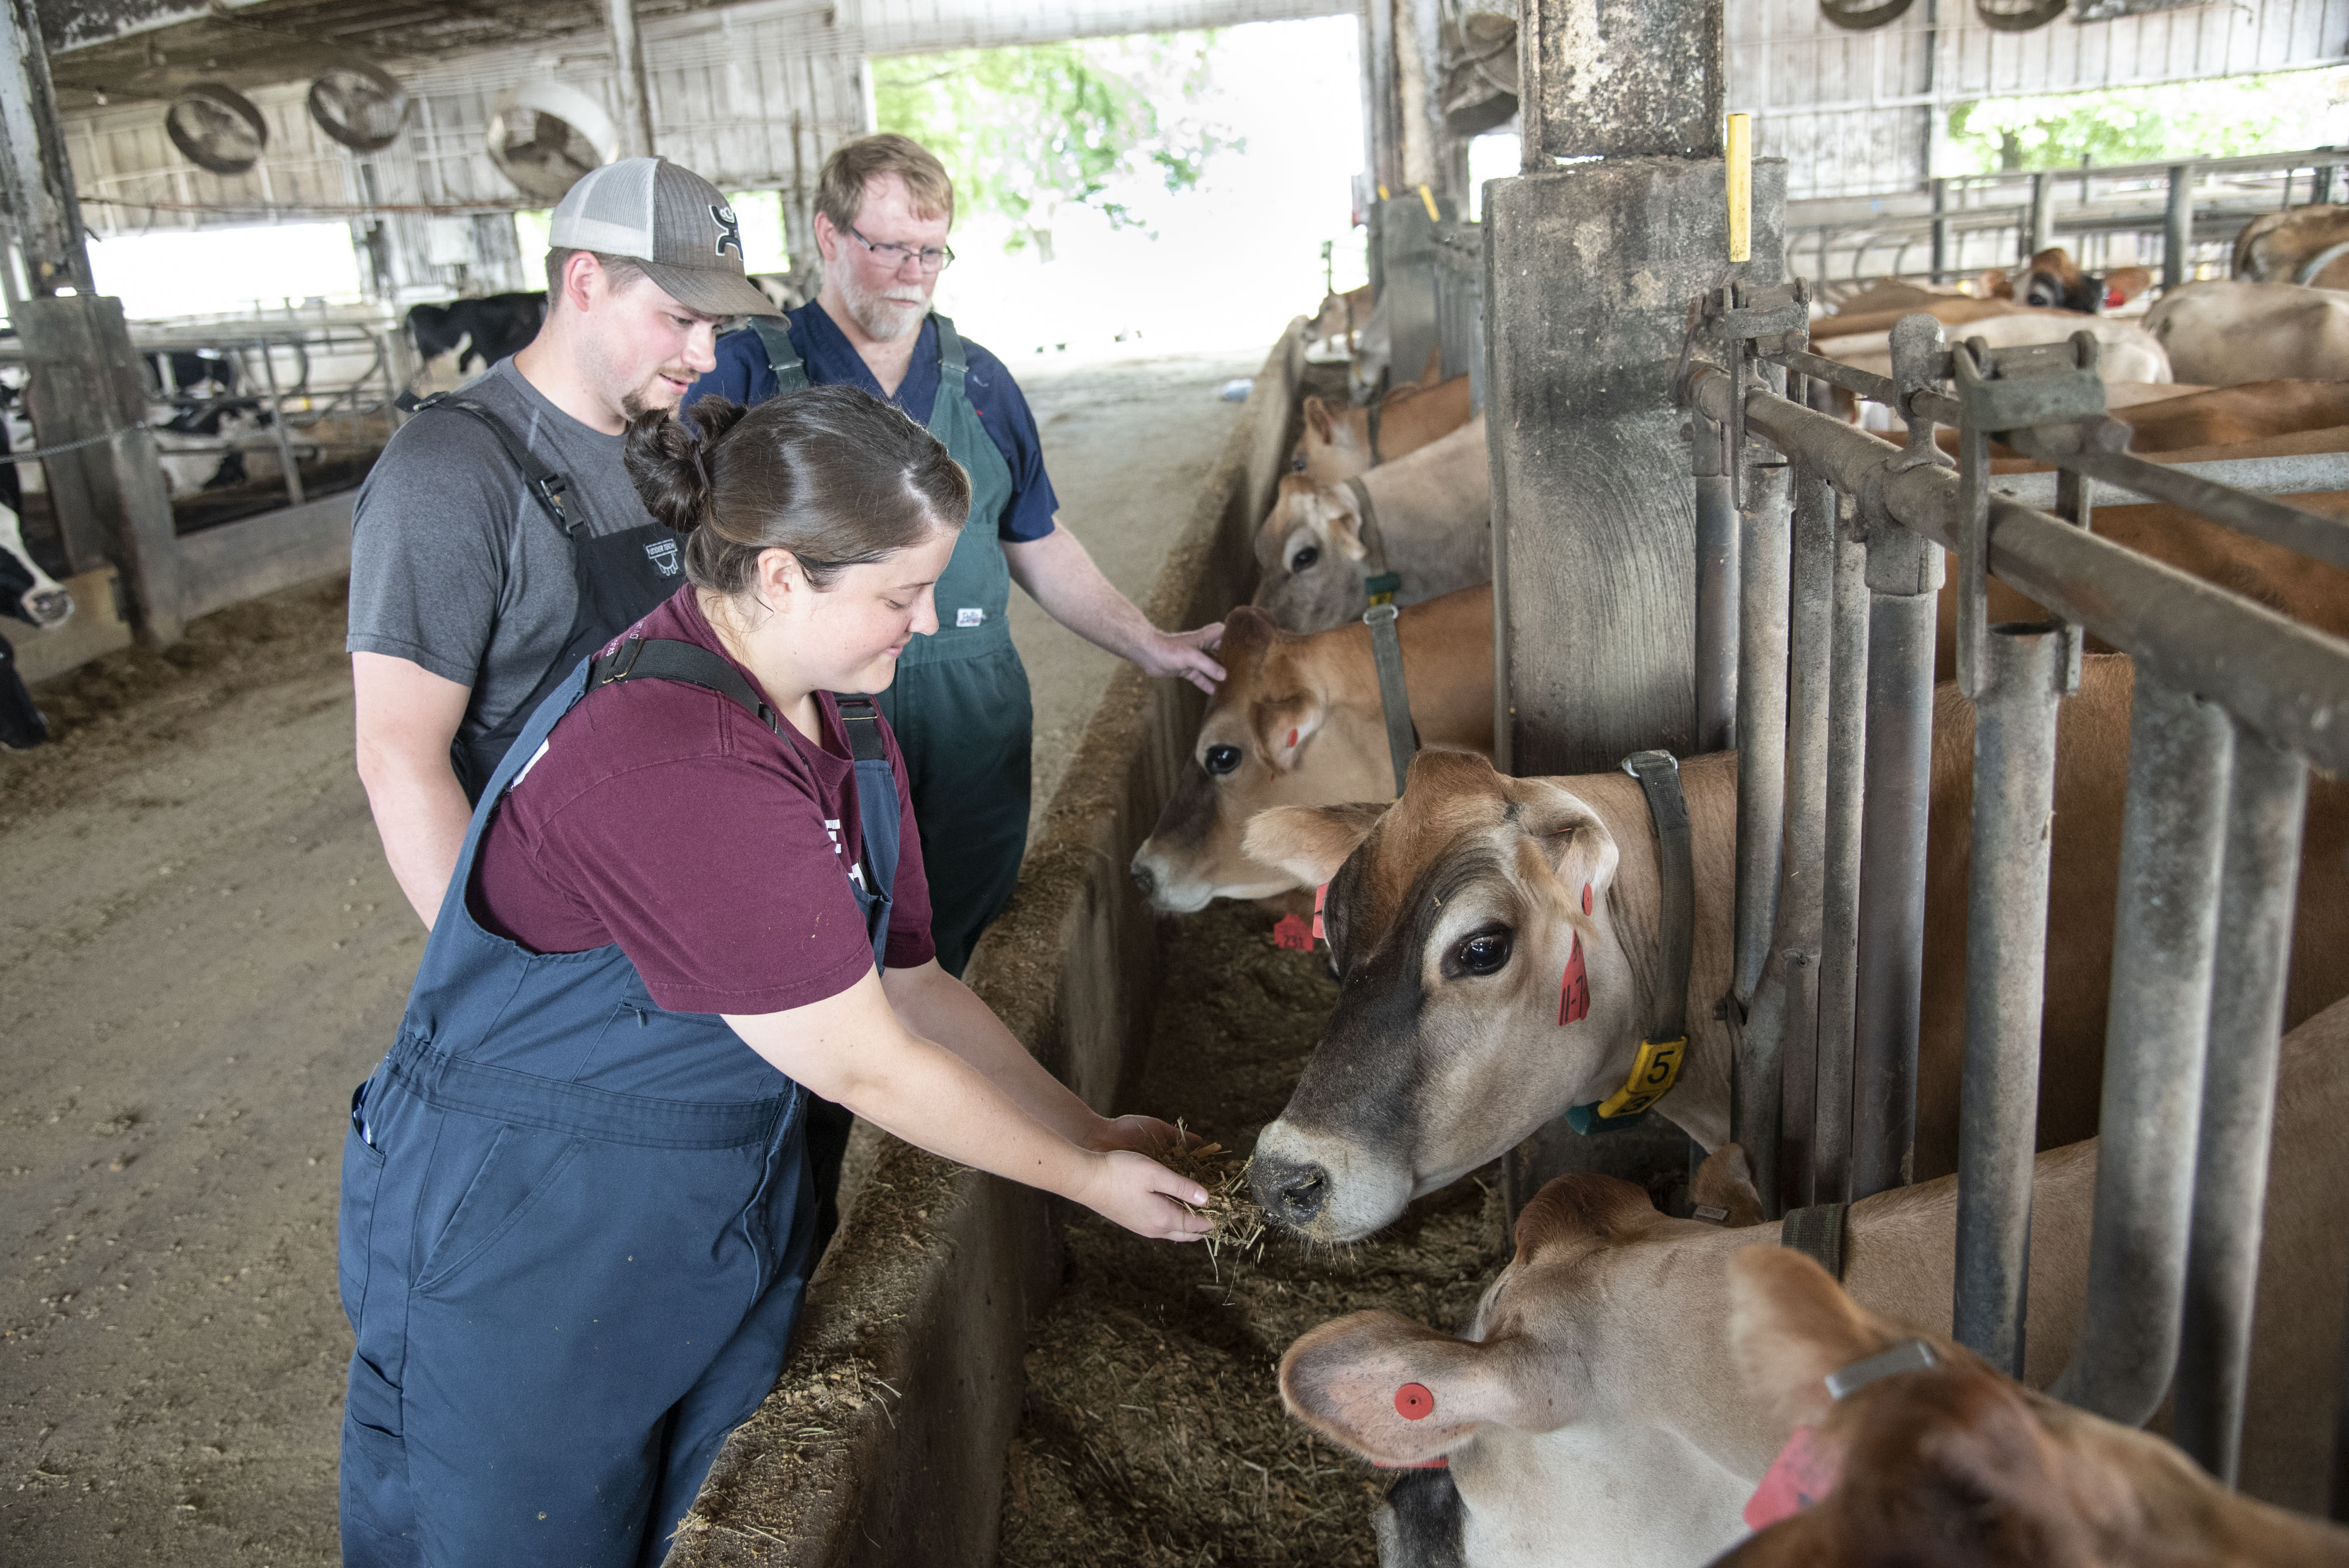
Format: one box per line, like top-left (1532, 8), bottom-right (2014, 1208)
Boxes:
top-left (1377, 184), bottom-right (1391, 201)
top-left (1417, 184), bottom-right (1440, 223)
top-left (1726, 113), bottom-right (1753, 264)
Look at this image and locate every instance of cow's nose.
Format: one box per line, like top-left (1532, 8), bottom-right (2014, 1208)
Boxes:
top-left (1129, 852), bottom-right (1157, 900)
top-left (1250, 1155), bottom-right (1329, 1228)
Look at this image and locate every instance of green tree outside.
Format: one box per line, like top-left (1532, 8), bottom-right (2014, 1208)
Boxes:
top-left (1940, 67), bottom-right (2349, 176)
top-left (872, 37), bottom-right (1241, 259)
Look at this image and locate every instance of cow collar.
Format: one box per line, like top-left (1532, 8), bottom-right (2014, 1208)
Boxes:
top-left (1341, 475), bottom-right (1403, 604)
top-left (1565, 750), bottom-right (1694, 1135)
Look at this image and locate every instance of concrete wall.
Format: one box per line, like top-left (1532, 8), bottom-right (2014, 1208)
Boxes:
top-left (666, 323), bottom-right (1304, 1568)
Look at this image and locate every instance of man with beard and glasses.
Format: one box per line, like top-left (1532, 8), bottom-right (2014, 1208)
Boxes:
top-left (687, 133), bottom-right (1227, 981)
top-left (349, 157), bottom-right (786, 927)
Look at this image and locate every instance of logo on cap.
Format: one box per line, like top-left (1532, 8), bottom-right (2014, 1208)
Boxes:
top-left (711, 204), bottom-right (743, 259)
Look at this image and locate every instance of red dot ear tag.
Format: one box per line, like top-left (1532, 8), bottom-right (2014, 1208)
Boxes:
top-left (1287, 728), bottom-right (1300, 749)
top-left (1582, 883), bottom-right (1593, 915)
top-left (1559, 933), bottom-right (1590, 1025)
top-left (1394, 1382), bottom-right (1435, 1420)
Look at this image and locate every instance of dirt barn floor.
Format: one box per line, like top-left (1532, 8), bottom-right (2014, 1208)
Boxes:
top-left (997, 901), bottom-right (1506, 1568)
top-left (0, 345), bottom-right (1259, 1567)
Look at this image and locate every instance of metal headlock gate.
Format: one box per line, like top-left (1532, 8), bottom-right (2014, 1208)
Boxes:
top-left (1674, 282), bottom-right (2349, 1484)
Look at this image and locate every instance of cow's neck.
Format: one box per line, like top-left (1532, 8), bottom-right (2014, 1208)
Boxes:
top-left (1581, 753), bottom-right (1740, 1150)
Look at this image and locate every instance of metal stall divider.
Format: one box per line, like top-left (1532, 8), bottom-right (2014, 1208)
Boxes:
top-left (1676, 290), bottom-right (2349, 1472)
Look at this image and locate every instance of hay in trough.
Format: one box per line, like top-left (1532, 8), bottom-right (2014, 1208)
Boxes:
top-left (997, 901), bottom-right (1507, 1567)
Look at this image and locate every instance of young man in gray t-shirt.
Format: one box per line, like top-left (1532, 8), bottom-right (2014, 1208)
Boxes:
top-left (349, 157), bottom-right (781, 926)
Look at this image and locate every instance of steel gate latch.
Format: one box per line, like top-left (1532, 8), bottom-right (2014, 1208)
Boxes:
top-left (1950, 330), bottom-right (2110, 700)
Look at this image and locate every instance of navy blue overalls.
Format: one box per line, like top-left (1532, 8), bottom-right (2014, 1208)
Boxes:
top-left (336, 636), bottom-right (900, 1568)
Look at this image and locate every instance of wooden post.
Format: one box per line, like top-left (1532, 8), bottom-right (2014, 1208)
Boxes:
top-left (606, 0), bottom-right (657, 158)
top-left (16, 296), bottom-right (184, 643)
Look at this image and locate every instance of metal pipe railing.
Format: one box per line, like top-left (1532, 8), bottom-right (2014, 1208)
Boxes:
top-left (1685, 370), bottom-right (2349, 775)
top-left (1849, 523), bottom-right (1939, 1200)
top-left (1768, 460), bottom-right (1840, 1213)
top-left (2175, 728), bottom-right (2309, 1481)
top-left (2050, 675), bottom-right (2231, 1426)
top-left (1952, 623), bottom-right (2066, 1379)
top-left (1730, 461), bottom-right (1792, 1208)
top-left (1694, 427), bottom-right (1740, 753)
top-left (1813, 507), bottom-right (1869, 1203)
top-left (1682, 299), bottom-right (2349, 1462)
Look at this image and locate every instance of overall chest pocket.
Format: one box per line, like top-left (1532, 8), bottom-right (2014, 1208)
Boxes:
top-left (412, 1120), bottom-right (586, 1297)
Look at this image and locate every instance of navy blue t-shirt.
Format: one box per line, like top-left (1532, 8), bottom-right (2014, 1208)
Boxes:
top-left (686, 303), bottom-right (1059, 543)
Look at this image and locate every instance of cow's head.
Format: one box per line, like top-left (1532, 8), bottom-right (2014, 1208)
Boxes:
top-left (1282, 1164), bottom-right (1771, 1567)
top-left (1287, 395), bottom-right (1369, 487)
top-left (2017, 247), bottom-right (2105, 314)
top-left (1244, 750), bottom-right (1653, 1241)
top-left (1129, 605), bottom-right (1402, 913)
top-left (1252, 474), bottom-right (1376, 633)
top-left (1710, 1246), bottom-right (2326, 1568)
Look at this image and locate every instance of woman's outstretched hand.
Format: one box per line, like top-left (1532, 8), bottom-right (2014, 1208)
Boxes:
top-left (1079, 1150), bottom-right (1214, 1242)
top-left (1087, 1113), bottom-right (1197, 1157)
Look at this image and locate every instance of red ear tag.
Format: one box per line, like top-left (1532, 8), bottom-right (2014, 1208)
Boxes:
top-left (1287, 728), bottom-right (1300, 749)
top-left (1394, 1383), bottom-right (1435, 1420)
top-left (1559, 933), bottom-right (1590, 1025)
top-left (1743, 1425), bottom-right (1840, 1530)
top-left (1312, 881), bottom-right (1329, 942)
top-left (1582, 883), bottom-right (1593, 915)
top-left (1270, 913), bottom-right (1313, 952)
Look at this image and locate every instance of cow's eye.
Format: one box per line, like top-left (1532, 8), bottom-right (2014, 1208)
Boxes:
top-left (1289, 452), bottom-right (1307, 473)
top-left (1204, 744), bottom-right (1242, 775)
top-left (1451, 926), bottom-right (1513, 977)
top-left (1289, 545), bottom-right (1320, 573)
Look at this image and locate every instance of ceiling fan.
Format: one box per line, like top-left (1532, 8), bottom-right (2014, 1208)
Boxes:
top-left (308, 60), bottom-right (411, 153)
top-left (164, 82), bottom-right (268, 176)
top-left (485, 82), bottom-right (618, 204)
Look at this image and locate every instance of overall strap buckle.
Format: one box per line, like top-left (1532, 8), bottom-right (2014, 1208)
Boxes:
top-left (832, 694), bottom-right (888, 762)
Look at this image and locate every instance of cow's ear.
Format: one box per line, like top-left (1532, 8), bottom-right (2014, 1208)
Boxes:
top-left (1728, 1246), bottom-right (1902, 1433)
top-left (1303, 396), bottom-right (1335, 443)
top-left (2105, 266), bottom-right (2151, 304)
top-left (1511, 781), bottom-right (1621, 912)
top-left (1979, 267), bottom-right (2012, 301)
top-left (1692, 1145), bottom-right (1766, 1228)
top-left (1251, 689), bottom-right (1327, 776)
top-left (1245, 801), bottom-right (1385, 887)
top-left (1280, 1311), bottom-right (1565, 1466)
top-left (1324, 488), bottom-right (1372, 562)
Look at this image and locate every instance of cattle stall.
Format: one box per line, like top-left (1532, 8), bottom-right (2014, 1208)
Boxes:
top-left (1678, 287), bottom-right (2349, 1495)
top-left (6, 307), bottom-right (409, 684)
top-left (1792, 144), bottom-right (2349, 295)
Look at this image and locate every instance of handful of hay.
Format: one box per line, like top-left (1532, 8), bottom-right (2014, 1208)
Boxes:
top-left (1162, 1122), bottom-right (1268, 1263)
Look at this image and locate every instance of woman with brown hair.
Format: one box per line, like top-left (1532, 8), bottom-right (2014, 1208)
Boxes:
top-left (335, 384), bottom-right (1207, 1568)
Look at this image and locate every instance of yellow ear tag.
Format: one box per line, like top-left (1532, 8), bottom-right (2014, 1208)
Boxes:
top-left (1593, 1035), bottom-right (1686, 1121)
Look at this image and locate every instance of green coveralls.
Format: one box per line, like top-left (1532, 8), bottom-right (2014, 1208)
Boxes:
top-left (751, 314), bottom-right (1030, 978)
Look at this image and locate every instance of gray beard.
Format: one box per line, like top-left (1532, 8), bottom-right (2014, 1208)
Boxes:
top-left (838, 269), bottom-right (926, 343)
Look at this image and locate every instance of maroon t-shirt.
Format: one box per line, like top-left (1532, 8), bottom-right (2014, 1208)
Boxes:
top-left (470, 587), bottom-right (936, 1014)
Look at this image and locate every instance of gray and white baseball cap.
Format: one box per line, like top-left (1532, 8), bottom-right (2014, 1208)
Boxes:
top-left (548, 157), bottom-right (781, 318)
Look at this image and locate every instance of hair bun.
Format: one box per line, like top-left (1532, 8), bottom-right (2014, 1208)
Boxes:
top-left (623, 395), bottom-right (748, 535)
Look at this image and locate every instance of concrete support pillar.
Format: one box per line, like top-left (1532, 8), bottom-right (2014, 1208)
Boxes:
top-left (1, 0), bottom-right (183, 645)
top-left (1379, 190), bottom-right (1449, 391)
top-left (0, 0), bottom-right (95, 297)
top-left (606, 0), bottom-right (657, 159)
top-left (1486, 157), bottom-right (1786, 775)
top-left (17, 295), bottom-right (185, 643)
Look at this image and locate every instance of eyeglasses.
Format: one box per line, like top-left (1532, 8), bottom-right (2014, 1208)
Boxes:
top-left (843, 223), bottom-right (955, 274)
